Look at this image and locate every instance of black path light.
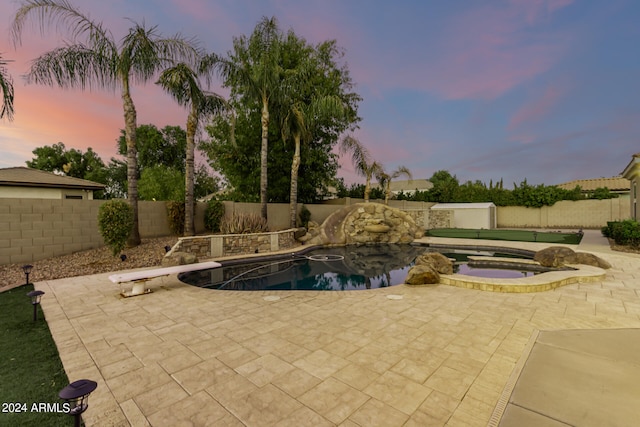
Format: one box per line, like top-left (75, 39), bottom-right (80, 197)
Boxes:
top-left (59, 379), bottom-right (98, 427)
top-left (27, 290), bottom-right (45, 321)
top-left (22, 264), bottom-right (33, 285)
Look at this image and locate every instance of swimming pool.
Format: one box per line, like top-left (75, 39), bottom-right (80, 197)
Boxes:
top-left (178, 244), bottom-right (549, 291)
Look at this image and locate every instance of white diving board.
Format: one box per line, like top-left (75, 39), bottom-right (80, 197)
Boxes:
top-left (109, 261), bottom-right (222, 297)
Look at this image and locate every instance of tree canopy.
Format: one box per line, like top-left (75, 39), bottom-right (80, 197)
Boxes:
top-left (201, 21), bottom-right (361, 204)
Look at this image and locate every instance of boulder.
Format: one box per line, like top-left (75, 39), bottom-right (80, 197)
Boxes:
top-left (415, 252), bottom-right (454, 274)
top-left (533, 246), bottom-right (611, 269)
top-left (574, 252), bottom-right (612, 269)
top-left (293, 227), bottom-right (307, 240)
top-left (405, 264), bottom-right (440, 285)
top-left (533, 246), bottom-right (577, 267)
top-left (161, 251), bottom-right (198, 267)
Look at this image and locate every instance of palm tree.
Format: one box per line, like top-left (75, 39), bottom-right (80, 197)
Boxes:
top-left (11, 0), bottom-right (198, 246)
top-left (217, 16), bottom-right (283, 220)
top-left (339, 135), bottom-right (383, 202)
top-left (282, 95), bottom-right (343, 227)
top-left (377, 165), bottom-right (413, 204)
top-left (0, 54), bottom-right (14, 121)
top-left (156, 60), bottom-right (228, 236)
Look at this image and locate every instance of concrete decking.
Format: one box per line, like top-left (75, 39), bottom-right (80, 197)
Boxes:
top-left (33, 230), bottom-right (640, 426)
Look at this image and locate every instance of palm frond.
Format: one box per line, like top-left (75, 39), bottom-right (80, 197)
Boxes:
top-left (27, 44), bottom-right (117, 90)
top-left (0, 54), bottom-right (15, 121)
top-left (392, 166), bottom-right (413, 180)
top-left (11, 0), bottom-right (113, 50)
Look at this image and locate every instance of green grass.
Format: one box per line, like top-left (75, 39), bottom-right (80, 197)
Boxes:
top-left (426, 228), bottom-right (583, 245)
top-left (0, 284), bottom-right (70, 427)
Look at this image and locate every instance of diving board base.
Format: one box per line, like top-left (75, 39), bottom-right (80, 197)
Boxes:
top-left (120, 286), bottom-right (153, 298)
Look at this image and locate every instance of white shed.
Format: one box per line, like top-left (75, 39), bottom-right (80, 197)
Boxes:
top-left (430, 202), bottom-right (497, 229)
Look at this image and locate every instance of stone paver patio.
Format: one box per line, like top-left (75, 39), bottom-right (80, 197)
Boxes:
top-left (33, 231), bottom-right (640, 426)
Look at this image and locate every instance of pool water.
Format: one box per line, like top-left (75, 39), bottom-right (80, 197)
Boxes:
top-left (179, 244), bottom-right (539, 291)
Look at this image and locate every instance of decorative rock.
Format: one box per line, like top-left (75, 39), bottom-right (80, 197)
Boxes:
top-left (415, 252), bottom-right (454, 274)
top-left (405, 264), bottom-right (440, 285)
top-left (364, 224), bottom-right (391, 233)
top-left (533, 246), bottom-right (578, 268)
top-left (574, 252), bottom-right (612, 269)
top-left (161, 251), bottom-right (198, 267)
top-left (293, 227), bottom-right (307, 240)
top-left (533, 246), bottom-right (611, 269)
top-left (304, 202), bottom-right (421, 246)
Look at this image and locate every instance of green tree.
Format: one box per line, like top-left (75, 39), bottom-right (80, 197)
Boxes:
top-left (157, 60), bottom-right (229, 236)
top-left (590, 187), bottom-right (618, 200)
top-left (26, 142), bottom-right (109, 198)
top-left (138, 166), bottom-right (185, 201)
top-left (194, 164), bottom-right (221, 200)
top-left (203, 29), bottom-right (359, 206)
top-left (12, 0), bottom-right (199, 246)
top-left (117, 124), bottom-right (187, 172)
top-left (339, 135), bottom-right (382, 202)
top-left (282, 95), bottom-right (344, 226)
top-left (216, 16), bottom-right (283, 220)
top-left (0, 54), bottom-right (14, 121)
top-left (428, 170), bottom-right (460, 202)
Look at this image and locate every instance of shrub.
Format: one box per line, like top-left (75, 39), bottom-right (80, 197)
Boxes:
top-left (602, 219), bottom-right (640, 247)
top-left (166, 201), bottom-right (186, 235)
top-left (299, 204), bottom-right (311, 228)
top-left (98, 200), bottom-right (134, 257)
top-left (220, 212), bottom-right (269, 234)
top-left (204, 200), bottom-right (225, 232)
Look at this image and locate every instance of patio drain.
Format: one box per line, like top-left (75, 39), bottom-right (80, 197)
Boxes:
top-left (263, 296), bottom-right (281, 301)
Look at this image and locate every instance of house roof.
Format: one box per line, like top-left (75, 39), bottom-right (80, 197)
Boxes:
top-left (431, 202), bottom-right (495, 209)
top-left (372, 179), bottom-right (433, 192)
top-left (0, 167), bottom-right (105, 190)
top-left (556, 176), bottom-right (630, 192)
top-left (622, 153), bottom-right (640, 180)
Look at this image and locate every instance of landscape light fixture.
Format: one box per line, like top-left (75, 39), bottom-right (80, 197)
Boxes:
top-left (59, 379), bottom-right (97, 427)
top-left (120, 254), bottom-right (127, 262)
top-left (27, 290), bottom-right (45, 321)
top-left (22, 264), bottom-right (33, 285)
top-left (533, 231), bottom-right (538, 242)
top-left (164, 245), bottom-right (171, 253)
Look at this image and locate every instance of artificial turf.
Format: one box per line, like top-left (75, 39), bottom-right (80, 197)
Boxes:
top-left (426, 228), bottom-right (583, 245)
top-left (0, 284), bottom-right (70, 427)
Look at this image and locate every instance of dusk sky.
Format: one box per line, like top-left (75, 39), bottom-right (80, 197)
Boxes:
top-left (1, 0), bottom-right (639, 187)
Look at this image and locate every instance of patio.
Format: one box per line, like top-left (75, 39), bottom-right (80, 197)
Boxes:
top-left (34, 231), bottom-right (640, 426)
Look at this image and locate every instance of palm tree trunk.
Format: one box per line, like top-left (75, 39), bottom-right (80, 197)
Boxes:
top-left (260, 96), bottom-right (269, 220)
top-left (364, 175), bottom-right (371, 202)
top-left (184, 106), bottom-right (197, 236)
top-left (122, 79), bottom-right (141, 246)
top-left (289, 134), bottom-right (301, 228)
top-left (385, 182), bottom-right (391, 204)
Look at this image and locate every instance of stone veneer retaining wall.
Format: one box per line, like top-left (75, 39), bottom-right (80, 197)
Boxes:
top-left (170, 229), bottom-right (299, 259)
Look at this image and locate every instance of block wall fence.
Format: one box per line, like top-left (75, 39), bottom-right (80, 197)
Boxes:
top-left (0, 196), bottom-right (631, 266)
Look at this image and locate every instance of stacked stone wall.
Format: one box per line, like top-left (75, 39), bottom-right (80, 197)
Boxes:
top-left (170, 229), bottom-right (298, 259)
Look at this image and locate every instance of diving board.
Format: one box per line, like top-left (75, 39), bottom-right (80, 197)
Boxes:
top-left (109, 261), bottom-right (222, 297)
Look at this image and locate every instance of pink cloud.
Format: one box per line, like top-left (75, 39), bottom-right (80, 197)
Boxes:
top-left (348, 0), bottom-right (574, 101)
top-left (422, 1), bottom-right (573, 100)
top-left (508, 85), bottom-right (565, 131)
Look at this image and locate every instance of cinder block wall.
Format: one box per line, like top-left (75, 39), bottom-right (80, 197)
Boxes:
top-left (0, 198), bottom-right (177, 265)
top-left (0, 198), bottom-right (104, 265)
top-left (497, 196), bottom-right (630, 229)
top-left (3, 196), bottom-right (627, 266)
